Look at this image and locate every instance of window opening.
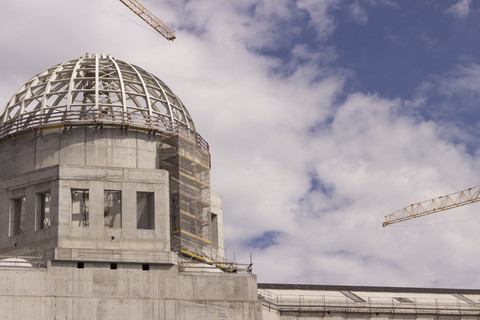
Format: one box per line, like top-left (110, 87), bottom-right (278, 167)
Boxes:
top-left (37, 192), bottom-right (51, 230)
top-left (77, 262), bottom-right (84, 269)
top-left (110, 263), bottom-right (117, 270)
top-left (394, 297), bottom-right (413, 303)
top-left (142, 264), bottom-right (150, 271)
top-left (11, 197), bottom-right (26, 236)
top-left (71, 189), bottom-right (89, 227)
top-left (137, 192), bottom-right (154, 229)
top-left (104, 190), bottom-right (121, 228)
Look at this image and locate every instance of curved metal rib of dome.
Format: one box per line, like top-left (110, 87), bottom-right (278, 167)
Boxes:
top-left (0, 54), bottom-right (205, 148)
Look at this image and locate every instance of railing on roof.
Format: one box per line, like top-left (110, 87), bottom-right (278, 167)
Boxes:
top-left (0, 255), bottom-right (46, 268)
top-left (258, 289), bottom-right (480, 315)
top-left (178, 247), bottom-right (253, 274)
top-left (0, 110), bottom-right (209, 154)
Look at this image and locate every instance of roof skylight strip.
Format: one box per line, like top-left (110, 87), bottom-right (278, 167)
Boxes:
top-left (452, 293), bottom-right (477, 305)
top-left (340, 290), bottom-right (365, 302)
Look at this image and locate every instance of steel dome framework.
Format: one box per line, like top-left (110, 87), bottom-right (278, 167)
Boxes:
top-left (0, 54), bottom-right (201, 144)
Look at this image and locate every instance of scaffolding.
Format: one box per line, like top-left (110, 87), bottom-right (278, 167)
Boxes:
top-left (158, 127), bottom-right (213, 258)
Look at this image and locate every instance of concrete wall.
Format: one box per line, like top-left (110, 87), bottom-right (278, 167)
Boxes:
top-left (0, 164), bottom-right (173, 263)
top-left (211, 191), bottom-right (225, 259)
top-left (0, 263), bottom-right (261, 320)
top-left (0, 127), bottom-right (176, 263)
top-left (0, 127), bottom-right (159, 178)
top-left (56, 165), bottom-right (171, 259)
top-left (0, 165), bottom-right (60, 254)
top-left (0, 126), bottom-right (262, 320)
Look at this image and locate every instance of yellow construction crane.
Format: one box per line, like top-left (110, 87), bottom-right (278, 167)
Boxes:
top-left (382, 185), bottom-right (480, 227)
top-left (119, 0), bottom-right (176, 41)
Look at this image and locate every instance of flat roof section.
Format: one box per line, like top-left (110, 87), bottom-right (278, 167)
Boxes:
top-left (258, 283), bottom-right (480, 295)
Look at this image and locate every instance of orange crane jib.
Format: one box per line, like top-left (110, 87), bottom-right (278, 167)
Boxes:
top-left (119, 0), bottom-right (176, 41)
top-left (383, 185), bottom-right (480, 227)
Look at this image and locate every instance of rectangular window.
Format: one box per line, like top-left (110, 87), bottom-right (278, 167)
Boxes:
top-left (10, 197), bottom-right (25, 236)
top-left (36, 192), bottom-right (51, 230)
top-left (71, 189), bottom-right (89, 227)
top-left (136, 192), bottom-right (154, 229)
top-left (104, 190), bottom-right (121, 228)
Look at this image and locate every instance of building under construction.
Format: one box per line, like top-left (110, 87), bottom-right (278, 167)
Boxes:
top-left (1, 54), bottom-right (480, 319)
top-left (0, 54), bottom-right (258, 319)
top-left (0, 53), bottom-right (222, 262)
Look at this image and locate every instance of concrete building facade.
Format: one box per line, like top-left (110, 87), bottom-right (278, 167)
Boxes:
top-left (0, 54), bottom-right (260, 319)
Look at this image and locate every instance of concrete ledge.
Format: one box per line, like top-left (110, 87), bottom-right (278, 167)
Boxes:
top-left (0, 165), bottom-right (59, 190)
top-left (59, 165), bottom-right (168, 183)
top-left (0, 265), bottom-right (260, 319)
top-left (54, 247), bottom-right (178, 265)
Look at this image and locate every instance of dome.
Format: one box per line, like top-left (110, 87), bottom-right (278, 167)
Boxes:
top-left (0, 53), bottom-right (196, 136)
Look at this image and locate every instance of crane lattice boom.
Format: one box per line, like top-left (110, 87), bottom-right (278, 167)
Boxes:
top-left (383, 185), bottom-right (480, 227)
top-left (119, 0), bottom-right (176, 41)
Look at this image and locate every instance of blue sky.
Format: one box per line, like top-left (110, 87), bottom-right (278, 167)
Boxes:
top-left (2, 0), bottom-right (480, 288)
top-left (331, 1), bottom-right (478, 96)
top-left (328, 1), bottom-right (480, 152)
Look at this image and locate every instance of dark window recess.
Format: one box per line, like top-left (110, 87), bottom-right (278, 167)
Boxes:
top-left (136, 192), bottom-right (154, 229)
top-left (11, 197), bottom-right (26, 236)
top-left (110, 263), bottom-right (117, 270)
top-left (71, 189), bottom-right (89, 227)
top-left (77, 262), bottom-right (84, 269)
top-left (142, 264), bottom-right (150, 271)
top-left (340, 290), bottom-right (365, 302)
top-left (394, 297), bottom-right (413, 303)
top-left (38, 192), bottom-right (51, 230)
top-left (104, 190), bottom-right (122, 228)
top-left (211, 213), bottom-right (218, 248)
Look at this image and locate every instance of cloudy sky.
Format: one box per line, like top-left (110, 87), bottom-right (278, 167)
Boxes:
top-left (2, 0), bottom-right (480, 289)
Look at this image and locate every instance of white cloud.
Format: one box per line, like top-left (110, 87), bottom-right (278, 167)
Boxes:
top-left (435, 63), bottom-right (480, 96)
top-left (447, 0), bottom-right (471, 19)
top-left (409, 62), bottom-right (480, 152)
top-left (365, 0), bottom-right (399, 7)
top-left (251, 92), bottom-right (480, 286)
top-left (297, 0), bottom-right (340, 40)
top-left (348, 2), bottom-right (368, 25)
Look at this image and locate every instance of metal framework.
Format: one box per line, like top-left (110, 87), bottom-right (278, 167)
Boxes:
top-left (119, 0), bottom-right (176, 41)
top-left (383, 185), bottom-right (480, 227)
top-left (1, 54), bottom-right (195, 132)
top-left (158, 132), bottom-right (214, 258)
